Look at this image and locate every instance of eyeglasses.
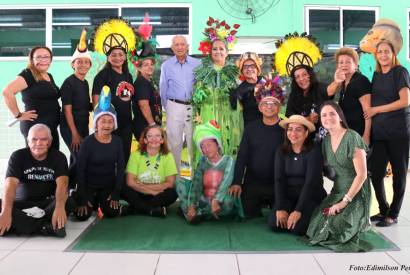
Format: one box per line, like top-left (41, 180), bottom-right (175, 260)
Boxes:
top-left (243, 64), bottom-right (257, 70)
top-left (33, 55), bottom-right (51, 61)
top-left (260, 101), bottom-right (279, 107)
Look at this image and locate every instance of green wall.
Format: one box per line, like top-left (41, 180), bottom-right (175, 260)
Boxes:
top-left (0, 0), bottom-right (409, 158)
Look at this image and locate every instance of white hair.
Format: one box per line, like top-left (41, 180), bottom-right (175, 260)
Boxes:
top-left (27, 123), bottom-right (52, 141)
top-left (171, 35), bottom-right (188, 46)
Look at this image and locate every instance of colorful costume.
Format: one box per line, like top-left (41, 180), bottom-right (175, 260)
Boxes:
top-left (176, 121), bottom-right (244, 220)
top-left (193, 18), bottom-right (242, 161)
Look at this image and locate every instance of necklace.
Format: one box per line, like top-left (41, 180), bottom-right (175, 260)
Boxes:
top-left (145, 153), bottom-right (161, 170)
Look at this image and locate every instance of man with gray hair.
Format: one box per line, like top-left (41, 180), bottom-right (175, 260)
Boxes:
top-left (0, 123), bottom-right (71, 237)
top-left (160, 35), bottom-right (201, 172)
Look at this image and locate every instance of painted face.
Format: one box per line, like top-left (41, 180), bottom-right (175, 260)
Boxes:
top-left (138, 58), bottom-right (155, 78)
top-left (96, 114), bottom-right (115, 134)
top-left (242, 60), bottom-right (258, 81)
top-left (32, 48), bottom-right (52, 72)
top-left (171, 36), bottom-right (189, 60)
top-left (376, 42), bottom-right (394, 68)
top-left (144, 128), bottom-right (164, 150)
top-left (72, 57), bottom-right (91, 76)
top-left (108, 48), bottom-right (126, 69)
top-left (293, 67), bottom-right (311, 91)
top-left (286, 122), bottom-right (308, 146)
top-left (320, 105), bottom-right (341, 131)
top-left (337, 55), bottom-right (357, 76)
top-left (28, 129), bottom-right (51, 159)
top-left (258, 100), bottom-right (280, 118)
top-left (211, 40), bottom-right (228, 65)
top-left (200, 139), bottom-right (220, 159)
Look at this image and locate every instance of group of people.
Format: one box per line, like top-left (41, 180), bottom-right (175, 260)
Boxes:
top-left (0, 17), bottom-right (409, 253)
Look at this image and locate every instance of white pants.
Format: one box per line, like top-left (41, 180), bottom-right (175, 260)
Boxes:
top-left (165, 100), bottom-right (193, 172)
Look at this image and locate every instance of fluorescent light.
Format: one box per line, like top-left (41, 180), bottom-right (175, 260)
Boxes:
top-left (52, 22), bottom-right (91, 26)
top-left (0, 23), bottom-right (23, 27)
top-left (131, 21), bottom-right (161, 25)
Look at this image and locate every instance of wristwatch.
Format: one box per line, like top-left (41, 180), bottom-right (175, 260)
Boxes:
top-left (15, 112), bottom-right (22, 118)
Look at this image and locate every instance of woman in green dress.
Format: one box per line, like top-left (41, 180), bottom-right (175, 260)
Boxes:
top-left (307, 100), bottom-right (372, 252)
top-left (193, 18), bottom-right (242, 162)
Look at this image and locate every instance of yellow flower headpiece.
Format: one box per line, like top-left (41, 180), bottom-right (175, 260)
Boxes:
top-left (91, 17), bottom-right (136, 56)
top-left (236, 52), bottom-right (263, 76)
top-left (274, 32), bottom-right (322, 76)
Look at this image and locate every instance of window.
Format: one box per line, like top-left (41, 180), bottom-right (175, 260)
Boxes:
top-left (52, 8), bottom-right (117, 56)
top-left (0, 9), bottom-right (46, 57)
top-left (121, 7), bottom-right (189, 49)
top-left (305, 6), bottom-right (378, 53)
top-left (0, 4), bottom-right (191, 59)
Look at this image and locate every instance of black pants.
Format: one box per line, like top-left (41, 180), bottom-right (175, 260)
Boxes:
top-left (268, 200), bottom-right (320, 236)
top-left (370, 138), bottom-right (409, 219)
top-left (73, 186), bottom-right (121, 221)
top-left (113, 124), bottom-right (132, 164)
top-left (241, 183), bottom-right (274, 218)
top-left (0, 197), bottom-right (74, 235)
top-left (121, 185), bottom-right (177, 214)
top-left (60, 122), bottom-right (89, 189)
top-left (20, 118), bottom-right (60, 150)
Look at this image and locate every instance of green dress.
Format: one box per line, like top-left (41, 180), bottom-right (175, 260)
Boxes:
top-left (306, 129), bottom-right (372, 252)
top-left (192, 57), bottom-right (242, 162)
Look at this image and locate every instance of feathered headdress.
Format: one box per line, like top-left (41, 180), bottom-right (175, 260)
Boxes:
top-left (71, 28), bottom-right (92, 64)
top-left (93, 85), bottom-right (118, 130)
top-left (129, 13), bottom-right (159, 67)
top-left (254, 76), bottom-right (286, 104)
top-left (274, 32), bottom-right (322, 76)
top-left (198, 16), bottom-right (240, 55)
top-left (91, 17), bottom-right (136, 56)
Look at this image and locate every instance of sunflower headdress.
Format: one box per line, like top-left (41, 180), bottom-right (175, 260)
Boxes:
top-left (274, 32), bottom-right (322, 76)
top-left (198, 16), bottom-right (240, 55)
top-left (91, 17), bottom-right (136, 56)
top-left (129, 13), bottom-right (159, 67)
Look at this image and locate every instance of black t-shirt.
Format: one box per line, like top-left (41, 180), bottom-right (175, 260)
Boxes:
top-left (6, 148), bottom-right (68, 201)
top-left (92, 67), bottom-right (134, 128)
top-left (231, 79), bottom-right (262, 126)
top-left (339, 72), bottom-right (371, 136)
top-left (274, 145), bottom-right (326, 212)
top-left (285, 82), bottom-right (329, 117)
top-left (76, 134), bottom-right (125, 204)
top-left (18, 69), bottom-right (60, 119)
top-left (60, 74), bottom-right (91, 127)
top-left (132, 75), bottom-right (162, 137)
top-left (371, 66), bottom-right (410, 140)
top-left (233, 119), bottom-right (284, 185)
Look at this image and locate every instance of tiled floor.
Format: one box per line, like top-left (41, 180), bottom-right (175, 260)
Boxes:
top-left (0, 170), bottom-right (409, 274)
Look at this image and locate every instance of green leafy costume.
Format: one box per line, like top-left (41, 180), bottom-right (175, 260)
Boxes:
top-left (192, 57), bottom-right (242, 162)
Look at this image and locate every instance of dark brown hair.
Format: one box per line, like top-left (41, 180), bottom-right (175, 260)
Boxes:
top-left (27, 46), bottom-right (53, 82)
top-left (281, 124), bottom-right (313, 154)
top-left (104, 48), bottom-right (130, 74)
top-left (320, 100), bottom-right (349, 129)
top-left (138, 125), bottom-right (169, 155)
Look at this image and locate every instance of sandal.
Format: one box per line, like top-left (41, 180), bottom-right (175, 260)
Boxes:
top-left (370, 213), bottom-right (384, 222)
top-left (376, 217), bottom-right (398, 227)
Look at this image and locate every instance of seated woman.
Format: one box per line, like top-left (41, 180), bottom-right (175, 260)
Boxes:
top-left (121, 125), bottom-right (178, 218)
top-left (268, 115), bottom-right (327, 235)
top-left (75, 86), bottom-right (126, 220)
top-left (307, 101), bottom-right (372, 252)
top-left (176, 120), bottom-right (244, 224)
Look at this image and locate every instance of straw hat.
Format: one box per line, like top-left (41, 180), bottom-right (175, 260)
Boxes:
top-left (279, 115), bottom-right (315, 133)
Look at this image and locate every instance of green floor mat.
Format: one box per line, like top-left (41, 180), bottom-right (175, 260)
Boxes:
top-left (69, 208), bottom-right (398, 253)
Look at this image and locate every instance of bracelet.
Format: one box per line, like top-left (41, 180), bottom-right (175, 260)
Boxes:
top-left (343, 194), bottom-right (352, 203)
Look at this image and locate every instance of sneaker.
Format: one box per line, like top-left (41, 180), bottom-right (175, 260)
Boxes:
top-left (370, 213), bottom-right (385, 222)
top-left (119, 204), bottom-right (132, 216)
top-left (376, 217), bottom-right (398, 227)
top-left (150, 206), bottom-right (167, 218)
top-left (40, 223), bottom-right (66, 238)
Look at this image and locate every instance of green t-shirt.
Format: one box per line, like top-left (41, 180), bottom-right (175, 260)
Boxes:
top-left (126, 151), bottom-right (177, 184)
